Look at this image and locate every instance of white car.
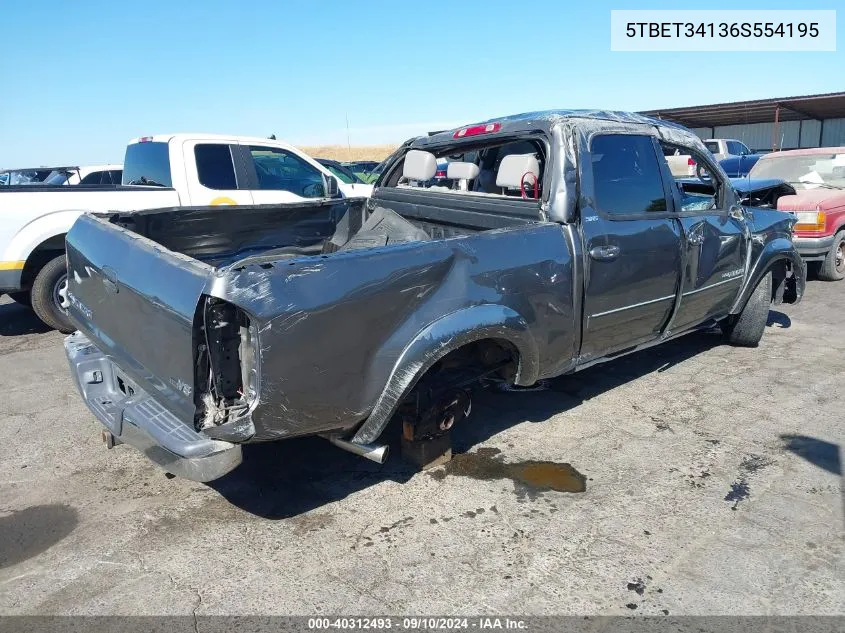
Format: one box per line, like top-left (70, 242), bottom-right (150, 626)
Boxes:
top-left (0, 164), bottom-right (123, 186)
top-left (0, 134), bottom-right (363, 331)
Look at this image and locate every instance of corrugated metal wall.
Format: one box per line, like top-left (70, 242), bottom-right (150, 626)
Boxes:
top-left (822, 118), bottom-right (845, 146)
top-left (716, 122), bottom-right (799, 151)
top-left (800, 120), bottom-right (822, 147)
top-left (682, 118), bottom-right (845, 151)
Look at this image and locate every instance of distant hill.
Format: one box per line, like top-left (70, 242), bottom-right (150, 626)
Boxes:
top-left (298, 144), bottom-right (398, 162)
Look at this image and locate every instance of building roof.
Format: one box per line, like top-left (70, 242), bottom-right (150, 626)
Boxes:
top-left (640, 92), bottom-right (845, 128)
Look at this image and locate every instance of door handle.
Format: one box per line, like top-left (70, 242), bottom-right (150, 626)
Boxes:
top-left (687, 233), bottom-right (705, 246)
top-left (589, 245), bottom-right (620, 261)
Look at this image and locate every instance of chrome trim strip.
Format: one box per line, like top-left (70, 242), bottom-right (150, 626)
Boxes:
top-left (591, 294), bottom-right (675, 318)
top-left (682, 276), bottom-right (742, 297)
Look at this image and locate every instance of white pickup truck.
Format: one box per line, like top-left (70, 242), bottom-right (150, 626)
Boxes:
top-left (665, 138), bottom-right (763, 178)
top-left (0, 134), bottom-right (367, 331)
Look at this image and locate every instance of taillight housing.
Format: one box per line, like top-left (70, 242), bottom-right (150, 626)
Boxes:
top-left (794, 210), bottom-right (826, 232)
top-left (687, 157), bottom-right (696, 166)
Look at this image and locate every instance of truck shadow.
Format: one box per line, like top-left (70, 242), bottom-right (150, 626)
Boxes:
top-left (0, 301), bottom-right (51, 336)
top-left (210, 330), bottom-right (723, 520)
top-left (779, 434), bottom-right (844, 522)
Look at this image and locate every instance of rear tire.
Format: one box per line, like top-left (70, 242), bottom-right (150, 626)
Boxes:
top-left (7, 291), bottom-right (31, 307)
top-left (721, 272), bottom-right (771, 347)
top-left (817, 230), bottom-right (845, 281)
top-left (30, 255), bottom-right (74, 333)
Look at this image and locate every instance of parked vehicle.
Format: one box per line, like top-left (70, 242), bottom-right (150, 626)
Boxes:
top-left (64, 110), bottom-right (804, 482)
top-left (747, 147), bottom-right (845, 280)
top-left (665, 138), bottom-right (763, 178)
top-left (316, 158), bottom-right (374, 197)
top-left (0, 134), bottom-right (347, 331)
top-left (343, 160), bottom-right (382, 184)
top-left (0, 164), bottom-right (123, 187)
top-left (75, 165), bottom-right (124, 185)
top-left (1, 167), bottom-right (55, 185)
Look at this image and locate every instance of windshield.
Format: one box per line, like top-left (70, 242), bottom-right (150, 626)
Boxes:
top-left (749, 152), bottom-right (845, 190)
top-left (321, 161), bottom-right (361, 184)
top-left (42, 169), bottom-right (74, 185)
top-left (8, 170), bottom-right (42, 185)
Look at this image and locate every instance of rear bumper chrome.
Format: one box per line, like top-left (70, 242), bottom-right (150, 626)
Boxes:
top-left (793, 234), bottom-right (835, 259)
top-left (64, 332), bottom-right (242, 482)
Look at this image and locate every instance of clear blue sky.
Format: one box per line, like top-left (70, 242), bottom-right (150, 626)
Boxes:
top-left (1, 0), bottom-right (842, 166)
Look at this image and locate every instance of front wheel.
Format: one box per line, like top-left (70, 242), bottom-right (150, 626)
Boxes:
top-left (721, 273), bottom-right (771, 347)
top-left (30, 255), bottom-right (75, 333)
top-left (817, 230), bottom-right (845, 281)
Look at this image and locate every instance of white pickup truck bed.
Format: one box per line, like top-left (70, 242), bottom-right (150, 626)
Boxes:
top-left (1, 133), bottom-right (366, 332)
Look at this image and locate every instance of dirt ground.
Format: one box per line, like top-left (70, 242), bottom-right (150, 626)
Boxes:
top-left (0, 280), bottom-right (842, 615)
top-left (297, 144), bottom-right (397, 162)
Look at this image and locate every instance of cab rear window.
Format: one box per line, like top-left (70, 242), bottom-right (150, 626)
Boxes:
top-left (122, 142), bottom-right (172, 187)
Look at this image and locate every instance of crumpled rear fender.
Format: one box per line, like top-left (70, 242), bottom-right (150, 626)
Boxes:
top-left (351, 304), bottom-right (539, 445)
top-left (730, 236), bottom-right (805, 314)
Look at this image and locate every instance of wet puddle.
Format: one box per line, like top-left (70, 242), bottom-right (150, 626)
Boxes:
top-left (429, 447), bottom-right (586, 495)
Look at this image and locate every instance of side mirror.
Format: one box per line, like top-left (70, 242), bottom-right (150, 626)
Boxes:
top-left (324, 175), bottom-right (340, 198)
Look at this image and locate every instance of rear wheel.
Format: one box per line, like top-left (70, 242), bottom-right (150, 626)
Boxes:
top-left (30, 255), bottom-right (74, 333)
top-left (6, 291), bottom-right (31, 307)
top-left (817, 230), bottom-right (845, 281)
top-left (721, 272), bottom-right (771, 347)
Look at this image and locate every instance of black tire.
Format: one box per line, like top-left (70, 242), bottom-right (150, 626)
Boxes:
top-left (817, 230), bottom-right (845, 282)
top-left (6, 291), bottom-right (31, 307)
top-left (721, 272), bottom-right (771, 347)
top-left (30, 255), bottom-right (74, 333)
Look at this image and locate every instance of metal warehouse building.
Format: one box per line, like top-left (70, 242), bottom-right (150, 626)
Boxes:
top-left (640, 91), bottom-right (845, 153)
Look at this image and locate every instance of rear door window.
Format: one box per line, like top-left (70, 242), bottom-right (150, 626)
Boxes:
top-left (590, 134), bottom-right (667, 216)
top-left (704, 141), bottom-right (720, 154)
top-left (195, 144), bottom-right (238, 190)
top-left (123, 142), bottom-right (172, 186)
top-left (247, 146), bottom-right (325, 198)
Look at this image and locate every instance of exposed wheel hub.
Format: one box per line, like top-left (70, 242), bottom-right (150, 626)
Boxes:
top-left (54, 275), bottom-right (69, 311)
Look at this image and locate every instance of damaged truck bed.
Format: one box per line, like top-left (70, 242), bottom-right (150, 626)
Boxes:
top-left (64, 110), bottom-right (805, 482)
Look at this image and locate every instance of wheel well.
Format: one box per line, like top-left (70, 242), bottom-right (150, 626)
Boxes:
top-left (412, 338), bottom-right (520, 392)
top-left (20, 234), bottom-right (66, 289)
top-left (768, 259), bottom-right (799, 305)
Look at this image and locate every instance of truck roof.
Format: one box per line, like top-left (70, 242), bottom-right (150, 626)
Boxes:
top-left (1, 165), bottom-right (78, 173)
top-left (418, 109), bottom-right (691, 146)
top-left (127, 133), bottom-right (305, 152)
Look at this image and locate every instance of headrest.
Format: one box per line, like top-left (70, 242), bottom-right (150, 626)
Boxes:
top-left (446, 161), bottom-right (480, 180)
top-left (403, 150), bottom-right (437, 181)
top-left (496, 153), bottom-right (540, 189)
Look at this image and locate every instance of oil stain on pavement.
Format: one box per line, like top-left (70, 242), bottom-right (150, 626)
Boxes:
top-left (429, 447), bottom-right (587, 497)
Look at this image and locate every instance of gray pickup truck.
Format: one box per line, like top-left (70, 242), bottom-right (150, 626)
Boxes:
top-left (64, 110), bottom-right (804, 482)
